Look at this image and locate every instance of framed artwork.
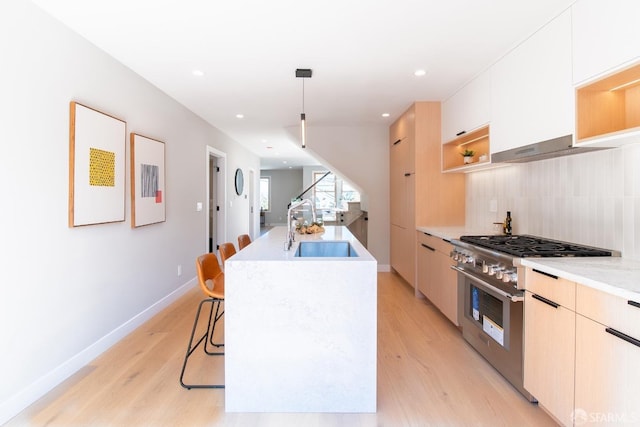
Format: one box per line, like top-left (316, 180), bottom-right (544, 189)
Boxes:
top-left (130, 133), bottom-right (166, 227)
top-left (69, 101), bottom-right (126, 227)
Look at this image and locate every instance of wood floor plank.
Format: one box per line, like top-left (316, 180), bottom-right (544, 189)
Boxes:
top-left (6, 272), bottom-right (557, 426)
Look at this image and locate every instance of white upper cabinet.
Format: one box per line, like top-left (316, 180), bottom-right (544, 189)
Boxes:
top-left (441, 71), bottom-right (491, 143)
top-left (490, 10), bottom-right (574, 154)
top-left (572, 0), bottom-right (640, 84)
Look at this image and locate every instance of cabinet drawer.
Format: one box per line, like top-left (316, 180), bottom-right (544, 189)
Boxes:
top-left (525, 268), bottom-right (575, 310)
top-left (417, 232), bottom-right (452, 255)
top-left (576, 284), bottom-right (640, 339)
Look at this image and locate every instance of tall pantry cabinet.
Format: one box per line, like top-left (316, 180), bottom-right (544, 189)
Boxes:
top-left (389, 102), bottom-right (465, 288)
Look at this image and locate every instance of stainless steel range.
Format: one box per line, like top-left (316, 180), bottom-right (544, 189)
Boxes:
top-left (450, 234), bottom-right (614, 401)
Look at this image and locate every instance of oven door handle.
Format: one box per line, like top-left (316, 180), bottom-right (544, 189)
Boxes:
top-left (451, 265), bottom-right (524, 303)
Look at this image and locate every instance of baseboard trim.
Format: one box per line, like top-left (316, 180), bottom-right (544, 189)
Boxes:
top-left (0, 278), bottom-right (196, 425)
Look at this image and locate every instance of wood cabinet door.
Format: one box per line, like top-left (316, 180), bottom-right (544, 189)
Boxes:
top-left (524, 291), bottom-right (575, 427)
top-left (575, 314), bottom-right (640, 425)
top-left (573, 0), bottom-right (640, 84)
top-left (391, 224), bottom-right (414, 286)
top-left (490, 9), bottom-right (573, 154)
top-left (417, 239), bottom-right (437, 300)
top-left (390, 137), bottom-right (409, 228)
top-left (437, 253), bottom-right (458, 326)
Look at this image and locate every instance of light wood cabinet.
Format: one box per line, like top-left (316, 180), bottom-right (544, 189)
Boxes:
top-left (575, 284), bottom-right (640, 424)
top-left (572, 0), bottom-right (640, 85)
top-left (441, 71), bottom-right (491, 143)
top-left (389, 103), bottom-right (464, 289)
top-left (389, 109), bottom-right (416, 286)
top-left (575, 314), bottom-right (640, 425)
top-left (523, 269), bottom-right (576, 427)
top-left (524, 268), bottom-right (640, 426)
top-left (416, 232), bottom-right (458, 325)
top-left (490, 9), bottom-right (574, 154)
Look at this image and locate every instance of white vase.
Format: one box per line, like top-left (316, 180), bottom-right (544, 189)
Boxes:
top-left (463, 156), bottom-right (473, 164)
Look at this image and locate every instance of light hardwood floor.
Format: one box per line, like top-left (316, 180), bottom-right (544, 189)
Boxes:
top-left (6, 272), bottom-right (556, 426)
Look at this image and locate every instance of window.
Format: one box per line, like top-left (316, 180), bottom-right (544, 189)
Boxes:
top-left (312, 172), bottom-right (336, 210)
top-left (260, 177), bottom-right (270, 211)
top-left (311, 171), bottom-right (360, 220)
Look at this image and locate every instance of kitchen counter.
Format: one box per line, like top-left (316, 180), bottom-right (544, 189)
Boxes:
top-left (520, 257), bottom-right (640, 300)
top-left (416, 225), bottom-right (499, 241)
top-left (224, 226), bottom-right (377, 413)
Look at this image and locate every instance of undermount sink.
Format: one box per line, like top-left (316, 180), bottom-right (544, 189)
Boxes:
top-left (294, 241), bottom-right (359, 258)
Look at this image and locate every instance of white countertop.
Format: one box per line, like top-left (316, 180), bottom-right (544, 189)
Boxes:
top-left (229, 225), bottom-right (375, 263)
top-left (520, 257), bottom-right (640, 301)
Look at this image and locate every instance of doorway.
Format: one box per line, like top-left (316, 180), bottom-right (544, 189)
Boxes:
top-left (249, 168), bottom-right (255, 239)
top-left (207, 146), bottom-right (226, 253)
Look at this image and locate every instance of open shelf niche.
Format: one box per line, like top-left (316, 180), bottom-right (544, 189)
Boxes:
top-left (442, 125), bottom-right (490, 172)
top-left (576, 62), bottom-right (640, 146)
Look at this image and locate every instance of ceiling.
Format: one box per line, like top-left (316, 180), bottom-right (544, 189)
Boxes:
top-left (32, 0), bottom-right (575, 170)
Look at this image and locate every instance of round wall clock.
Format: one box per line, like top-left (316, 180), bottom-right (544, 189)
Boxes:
top-left (234, 168), bottom-right (244, 195)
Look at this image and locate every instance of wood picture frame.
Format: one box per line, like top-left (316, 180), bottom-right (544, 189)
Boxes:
top-left (69, 101), bottom-right (127, 227)
top-left (130, 133), bottom-right (166, 227)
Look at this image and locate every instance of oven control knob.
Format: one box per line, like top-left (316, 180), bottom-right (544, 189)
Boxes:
top-left (466, 256), bottom-right (475, 265)
top-left (502, 272), bottom-right (511, 283)
top-left (488, 265), bottom-right (498, 275)
top-left (482, 262), bottom-right (488, 273)
top-left (452, 252), bottom-right (459, 262)
top-left (495, 269), bottom-right (504, 280)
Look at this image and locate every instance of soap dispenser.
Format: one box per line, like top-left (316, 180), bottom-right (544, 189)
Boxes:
top-left (504, 211), bottom-right (512, 235)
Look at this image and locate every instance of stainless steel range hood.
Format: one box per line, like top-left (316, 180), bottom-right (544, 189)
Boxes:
top-left (491, 134), bottom-right (610, 163)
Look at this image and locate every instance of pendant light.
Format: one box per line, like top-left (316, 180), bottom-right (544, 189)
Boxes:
top-left (296, 68), bottom-right (312, 148)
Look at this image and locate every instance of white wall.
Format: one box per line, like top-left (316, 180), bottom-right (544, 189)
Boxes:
top-left (465, 144), bottom-right (640, 258)
top-left (0, 1), bottom-right (259, 422)
top-left (304, 125), bottom-right (390, 269)
top-left (261, 169), bottom-right (303, 225)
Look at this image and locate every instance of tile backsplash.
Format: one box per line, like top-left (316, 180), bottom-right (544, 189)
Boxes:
top-left (465, 143), bottom-right (640, 259)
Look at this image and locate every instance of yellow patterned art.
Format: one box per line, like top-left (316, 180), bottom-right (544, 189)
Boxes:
top-left (89, 147), bottom-right (116, 187)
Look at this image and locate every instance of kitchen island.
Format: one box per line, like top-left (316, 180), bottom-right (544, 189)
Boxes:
top-left (224, 226), bottom-right (377, 413)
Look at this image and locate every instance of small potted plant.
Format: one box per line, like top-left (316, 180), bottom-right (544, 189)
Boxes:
top-left (461, 149), bottom-right (475, 164)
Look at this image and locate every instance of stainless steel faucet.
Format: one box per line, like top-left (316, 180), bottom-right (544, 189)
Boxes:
top-left (284, 199), bottom-right (316, 251)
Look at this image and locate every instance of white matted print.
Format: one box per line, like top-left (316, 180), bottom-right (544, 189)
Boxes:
top-left (130, 133), bottom-right (166, 227)
top-left (69, 102), bottom-right (126, 227)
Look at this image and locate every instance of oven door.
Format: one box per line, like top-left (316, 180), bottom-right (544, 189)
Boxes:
top-left (453, 265), bottom-right (532, 401)
top-left (454, 266), bottom-right (523, 350)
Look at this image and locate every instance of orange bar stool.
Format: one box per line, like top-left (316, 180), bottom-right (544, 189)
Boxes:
top-left (238, 234), bottom-right (251, 250)
top-left (219, 242), bottom-right (237, 266)
top-left (179, 253), bottom-right (225, 389)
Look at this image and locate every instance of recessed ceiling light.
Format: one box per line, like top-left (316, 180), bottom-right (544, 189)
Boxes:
top-left (192, 69), bottom-right (205, 77)
top-left (381, 113), bottom-right (390, 118)
top-left (283, 160), bottom-right (288, 164)
top-left (236, 114), bottom-right (244, 119)
top-left (414, 69), bottom-right (427, 77)
top-left (266, 146), bottom-right (273, 149)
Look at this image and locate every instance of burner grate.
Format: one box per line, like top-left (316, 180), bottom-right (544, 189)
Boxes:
top-left (460, 235), bottom-right (612, 257)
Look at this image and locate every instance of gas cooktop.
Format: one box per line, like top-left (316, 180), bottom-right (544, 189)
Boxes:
top-left (459, 234), bottom-right (613, 258)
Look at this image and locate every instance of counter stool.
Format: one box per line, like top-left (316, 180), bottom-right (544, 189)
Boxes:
top-left (179, 253), bottom-right (225, 389)
top-left (238, 234), bottom-right (251, 250)
top-left (219, 242), bottom-right (237, 266)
